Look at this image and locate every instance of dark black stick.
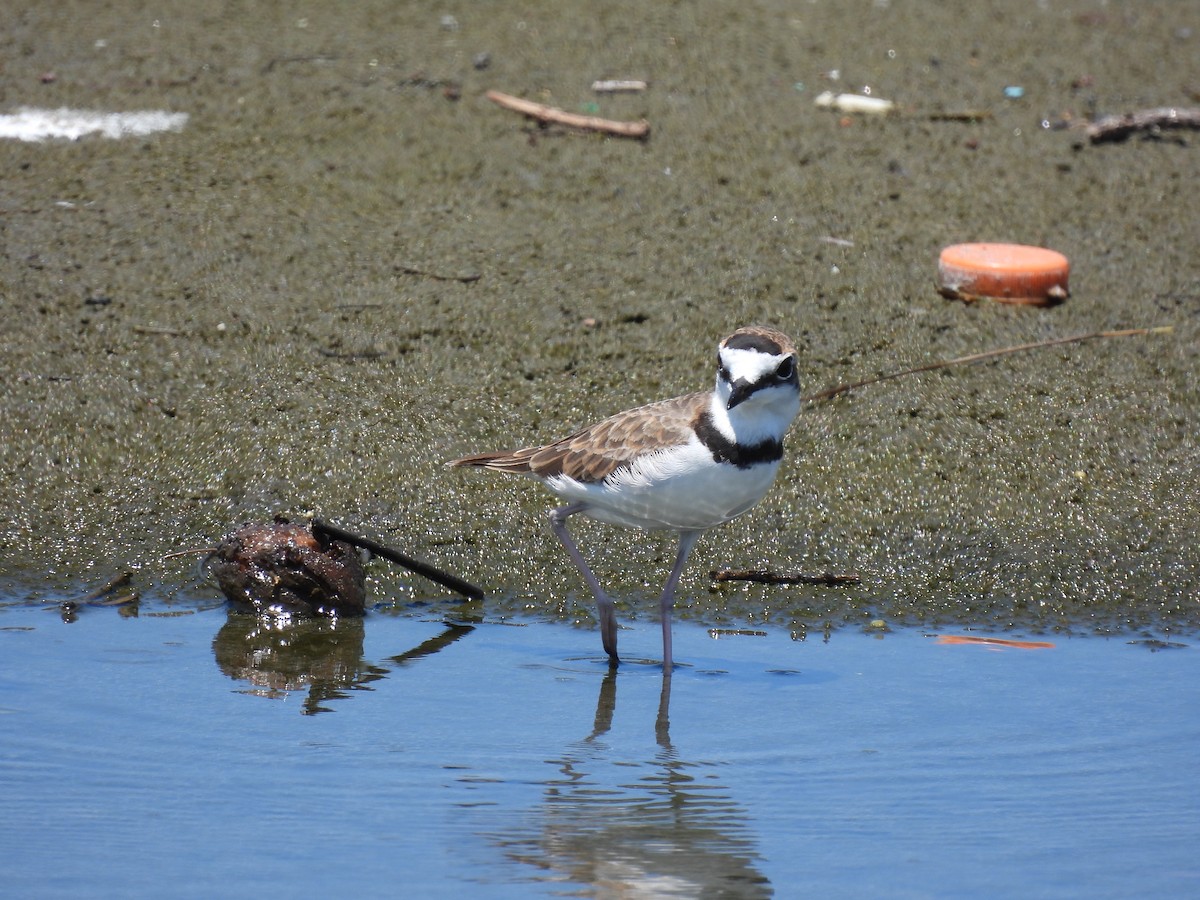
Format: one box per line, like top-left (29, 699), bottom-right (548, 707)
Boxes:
top-left (311, 518), bottom-right (484, 600)
top-left (711, 568), bottom-right (861, 586)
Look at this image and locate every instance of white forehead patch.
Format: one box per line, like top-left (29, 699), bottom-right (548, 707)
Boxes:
top-left (719, 346), bottom-right (785, 383)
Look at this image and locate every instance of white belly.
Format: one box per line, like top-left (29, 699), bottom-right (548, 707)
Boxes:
top-left (545, 439), bottom-right (780, 531)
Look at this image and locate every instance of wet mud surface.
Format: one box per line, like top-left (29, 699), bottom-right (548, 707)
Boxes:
top-left (2, 1), bottom-right (1198, 636)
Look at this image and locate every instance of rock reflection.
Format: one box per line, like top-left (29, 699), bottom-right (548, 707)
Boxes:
top-left (212, 614), bottom-right (473, 715)
top-left (493, 673), bottom-right (771, 897)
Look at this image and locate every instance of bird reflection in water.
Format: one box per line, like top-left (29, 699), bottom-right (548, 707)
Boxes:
top-left (212, 613), bottom-right (474, 715)
top-left (487, 671), bottom-right (771, 897)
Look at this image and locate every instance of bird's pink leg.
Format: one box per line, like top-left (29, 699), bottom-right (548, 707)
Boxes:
top-left (659, 530), bottom-right (702, 674)
top-left (549, 504), bottom-right (619, 664)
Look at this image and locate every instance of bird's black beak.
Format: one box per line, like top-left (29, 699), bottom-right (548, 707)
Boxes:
top-left (727, 379), bottom-right (754, 409)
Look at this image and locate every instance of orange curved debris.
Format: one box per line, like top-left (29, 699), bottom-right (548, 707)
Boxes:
top-left (937, 242), bottom-right (1070, 305)
top-left (936, 635), bottom-right (1055, 649)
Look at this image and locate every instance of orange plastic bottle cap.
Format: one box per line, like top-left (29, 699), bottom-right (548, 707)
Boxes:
top-left (937, 243), bottom-right (1070, 306)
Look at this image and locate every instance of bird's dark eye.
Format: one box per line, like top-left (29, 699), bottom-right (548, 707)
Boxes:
top-left (774, 356), bottom-right (796, 381)
top-left (718, 360), bottom-right (732, 383)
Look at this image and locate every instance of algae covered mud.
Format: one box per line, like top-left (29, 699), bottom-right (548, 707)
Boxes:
top-left (1, 1), bottom-right (1197, 637)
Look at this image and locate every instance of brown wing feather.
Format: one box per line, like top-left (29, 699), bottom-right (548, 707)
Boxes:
top-left (449, 391), bottom-right (707, 484)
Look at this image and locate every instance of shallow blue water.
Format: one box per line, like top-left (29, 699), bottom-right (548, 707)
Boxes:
top-left (1, 602), bottom-right (1197, 898)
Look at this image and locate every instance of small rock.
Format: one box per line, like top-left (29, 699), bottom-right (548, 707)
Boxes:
top-left (207, 518), bottom-right (366, 616)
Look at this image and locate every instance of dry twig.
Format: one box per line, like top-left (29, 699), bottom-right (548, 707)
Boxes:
top-left (398, 264), bottom-right (481, 283)
top-left (59, 571), bottom-right (138, 610)
top-left (805, 327), bottom-right (1172, 403)
top-left (486, 89), bottom-right (650, 139)
top-left (928, 110), bottom-right (993, 122)
top-left (1087, 107), bottom-right (1200, 143)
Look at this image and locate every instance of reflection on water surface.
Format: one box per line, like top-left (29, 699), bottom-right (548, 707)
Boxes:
top-left (1, 601), bottom-right (1197, 898)
top-left (487, 670), bottom-right (771, 896)
top-left (212, 612), bottom-right (474, 714)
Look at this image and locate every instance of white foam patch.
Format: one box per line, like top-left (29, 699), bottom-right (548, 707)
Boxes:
top-left (0, 107), bottom-right (188, 142)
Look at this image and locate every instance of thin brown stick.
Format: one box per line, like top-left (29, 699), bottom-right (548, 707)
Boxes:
top-left (805, 326), bottom-right (1172, 403)
top-left (486, 89), bottom-right (650, 139)
top-left (928, 110), bottom-right (994, 122)
top-left (54, 572), bottom-right (138, 611)
top-left (73, 571), bottom-right (134, 602)
top-left (317, 347), bottom-right (386, 359)
top-left (711, 569), bottom-right (861, 586)
top-left (398, 265), bottom-right (481, 283)
top-left (1087, 107), bottom-right (1200, 143)
top-left (162, 547), bottom-right (218, 560)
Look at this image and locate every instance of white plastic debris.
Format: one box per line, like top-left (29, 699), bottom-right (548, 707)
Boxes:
top-left (0, 107), bottom-right (189, 142)
top-left (591, 80), bottom-right (648, 93)
top-left (813, 91), bottom-right (895, 114)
